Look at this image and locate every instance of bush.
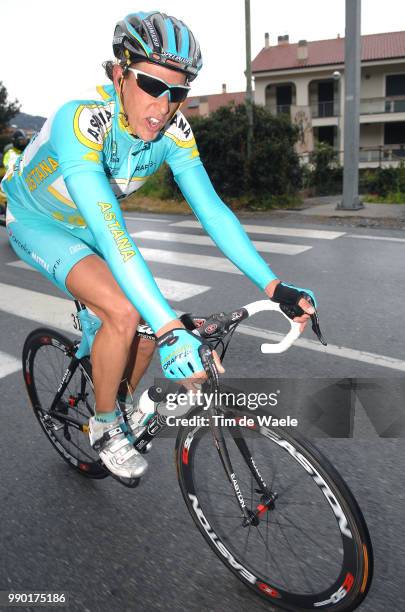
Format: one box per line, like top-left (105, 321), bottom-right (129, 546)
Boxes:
top-left (307, 142), bottom-right (342, 195)
top-left (248, 107), bottom-right (302, 197)
top-left (359, 163), bottom-right (405, 200)
top-left (163, 103), bottom-right (302, 204)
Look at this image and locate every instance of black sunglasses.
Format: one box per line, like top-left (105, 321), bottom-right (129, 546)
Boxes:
top-left (128, 68), bottom-right (190, 103)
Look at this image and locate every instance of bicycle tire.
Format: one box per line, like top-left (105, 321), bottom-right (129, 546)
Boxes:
top-left (22, 327), bottom-right (108, 479)
top-left (175, 406), bottom-right (373, 611)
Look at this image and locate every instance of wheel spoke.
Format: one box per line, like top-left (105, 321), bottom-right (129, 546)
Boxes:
top-left (29, 340), bottom-right (97, 467)
top-left (274, 516), bottom-right (315, 593)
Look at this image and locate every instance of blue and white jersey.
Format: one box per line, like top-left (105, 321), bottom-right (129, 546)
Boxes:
top-left (2, 83), bottom-right (200, 229)
top-left (2, 83), bottom-right (276, 332)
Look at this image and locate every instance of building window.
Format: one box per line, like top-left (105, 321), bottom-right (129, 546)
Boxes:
top-left (317, 81), bottom-right (335, 117)
top-left (384, 122), bottom-right (405, 145)
top-left (386, 74), bottom-right (405, 96)
top-left (386, 75), bottom-right (405, 113)
top-left (317, 126), bottom-right (335, 147)
top-left (276, 85), bottom-right (292, 114)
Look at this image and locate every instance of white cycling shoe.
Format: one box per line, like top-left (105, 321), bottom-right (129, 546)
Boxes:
top-left (88, 416), bottom-right (148, 479)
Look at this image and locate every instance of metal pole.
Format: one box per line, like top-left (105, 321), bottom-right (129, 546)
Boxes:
top-left (245, 0), bottom-right (254, 161)
top-left (337, 0), bottom-right (364, 209)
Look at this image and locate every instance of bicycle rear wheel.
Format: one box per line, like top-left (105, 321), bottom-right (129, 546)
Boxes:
top-left (22, 328), bottom-right (107, 479)
top-left (176, 407), bottom-right (373, 611)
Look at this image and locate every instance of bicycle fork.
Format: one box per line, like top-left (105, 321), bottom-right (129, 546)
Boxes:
top-left (209, 411), bottom-right (278, 527)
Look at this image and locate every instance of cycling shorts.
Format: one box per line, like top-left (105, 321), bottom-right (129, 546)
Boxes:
top-left (6, 196), bottom-right (101, 298)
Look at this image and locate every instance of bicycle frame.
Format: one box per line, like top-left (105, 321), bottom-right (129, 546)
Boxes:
top-left (44, 299), bottom-right (308, 518)
top-left (45, 301), bottom-right (100, 429)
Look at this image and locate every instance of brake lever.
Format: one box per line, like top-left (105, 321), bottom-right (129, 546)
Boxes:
top-left (199, 344), bottom-right (219, 389)
top-left (310, 308), bottom-right (327, 346)
top-left (300, 294), bottom-right (327, 346)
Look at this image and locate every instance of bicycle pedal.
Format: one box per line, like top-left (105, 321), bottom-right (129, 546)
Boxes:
top-left (140, 441), bottom-right (153, 454)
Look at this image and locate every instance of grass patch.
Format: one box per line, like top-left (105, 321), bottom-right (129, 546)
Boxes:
top-left (244, 193), bottom-right (303, 211)
top-left (121, 191), bottom-right (304, 214)
top-left (363, 192), bottom-right (405, 204)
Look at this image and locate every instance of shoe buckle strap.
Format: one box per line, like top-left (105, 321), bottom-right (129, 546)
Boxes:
top-left (91, 425), bottom-right (123, 451)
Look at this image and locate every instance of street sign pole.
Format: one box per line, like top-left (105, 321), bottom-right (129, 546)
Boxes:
top-left (245, 0), bottom-right (254, 161)
top-left (337, 0), bottom-right (364, 209)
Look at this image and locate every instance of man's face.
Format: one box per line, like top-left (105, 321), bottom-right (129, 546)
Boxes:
top-left (113, 61), bottom-right (188, 141)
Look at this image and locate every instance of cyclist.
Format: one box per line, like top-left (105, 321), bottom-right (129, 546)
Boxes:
top-left (1, 11), bottom-right (316, 480)
top-left (3, 129), bottom-right (29, 170)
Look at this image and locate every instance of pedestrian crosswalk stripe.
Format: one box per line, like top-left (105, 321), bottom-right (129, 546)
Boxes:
top-left (171, 220), bottom-right (345, 240)
top-left (345, 234), bottom-right (405, 244)
top-left (0, 350), bottom-right (21, 380)
top-left (131, 231), bottom-right (311, 256)
top-left (1, 282), bottom-right (404, 372)
top-left (0, 282), bottom-right (77, 334)
top-left (138, 247), bottom-right (243, 274)
top-left (123, 216), bottom-right (170, 223)
top-left (6, 261), bottom-right (210, 301)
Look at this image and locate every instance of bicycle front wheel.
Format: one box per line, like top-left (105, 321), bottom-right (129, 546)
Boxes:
top-left (22, 327), bottom-right (107, 479)
top-left (176, 407), bottom-right (373, 611)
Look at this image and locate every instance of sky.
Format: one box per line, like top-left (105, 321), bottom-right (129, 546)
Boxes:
top-left (2, 0), bottom-right (405, 117)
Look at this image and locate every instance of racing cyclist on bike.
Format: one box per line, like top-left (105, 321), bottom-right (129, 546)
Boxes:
top-left (1, 11), bottom-right (316, 480)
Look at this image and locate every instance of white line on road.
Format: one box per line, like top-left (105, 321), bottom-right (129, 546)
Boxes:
top-left (6, 261), bottom-right (210, 301)
top-left (131, 230), bottom-right (311, 256)
top-left (171, 220), bottom-right (345, 240)
top-left (345, 234), bottom-right (405, 243)
top-left (238, 324), bottom-right (405, 372)
top-left (123, 216), bottom-right (170, 223)
top-left (0, 282), bottom-right (78, 334)
top-left (138, 247), bottom-right (243, 274)
top-left (1, 283), bottom-right (404, 372)
top-left (0, 350), bottom-right (21, 380)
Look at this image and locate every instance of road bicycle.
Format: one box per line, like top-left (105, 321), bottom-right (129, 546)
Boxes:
top-left (22, 298), bottom-right (373, 611)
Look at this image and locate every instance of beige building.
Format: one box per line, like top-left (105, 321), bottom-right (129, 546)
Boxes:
top-left (252, 31), bottom-right (405, 167)
top-left (183, 84), bottom-right (246, 119)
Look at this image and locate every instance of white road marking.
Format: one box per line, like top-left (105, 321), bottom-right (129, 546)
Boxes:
top-left (0, 350), bottom-right (21, 379)
top-left (238, 323), bottom-right (405, 372)
top-left (138, 247), bottom-right (243, 274)
top-left (171, 220), bottom-right (345, 240)
top-left (131, 230), bottom-right (311, 256)
top-left (0, 282), bottom-right (75, 334)
top-left (6, 261), bottom-right (210, 301)
top-left (123, 216), bottom-right (170, 223)
top-left (1, 283), bottom-right (403, 372)
top-left (345, 234), bottom-right (405, 244)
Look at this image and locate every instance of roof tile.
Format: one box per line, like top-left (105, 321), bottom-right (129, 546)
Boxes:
top-left (252, 31), bottom-right (405, 72)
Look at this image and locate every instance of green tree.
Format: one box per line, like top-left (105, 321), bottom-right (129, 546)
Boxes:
top-left (308, 142), bottom-right (342, 195)
top-left (0, 81), bottom-right (20, 132)
top-left (248, 105), bottom-right (302, 197)
top-left (181, 103), bottom-right (302, 200)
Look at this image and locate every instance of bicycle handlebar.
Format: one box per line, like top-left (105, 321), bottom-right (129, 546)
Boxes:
top-left (183, 298), bottom-right (326, 356)
top-left (243, 300), bottom-right (302, 354)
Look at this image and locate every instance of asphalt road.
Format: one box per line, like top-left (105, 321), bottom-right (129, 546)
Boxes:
top-left (0, 212), bottom-right (404, 611)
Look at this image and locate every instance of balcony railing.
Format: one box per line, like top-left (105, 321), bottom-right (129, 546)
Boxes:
top-left (311, 101), bottom-right (337, 118)
top-left (276, 104), bottom-right (292, 115)
top-left (360, 96), bottom-right (405, 115)
top-left (266, 96), bottom-right (405, 118)
top-left (359, 145), bottom-right (405, 163)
